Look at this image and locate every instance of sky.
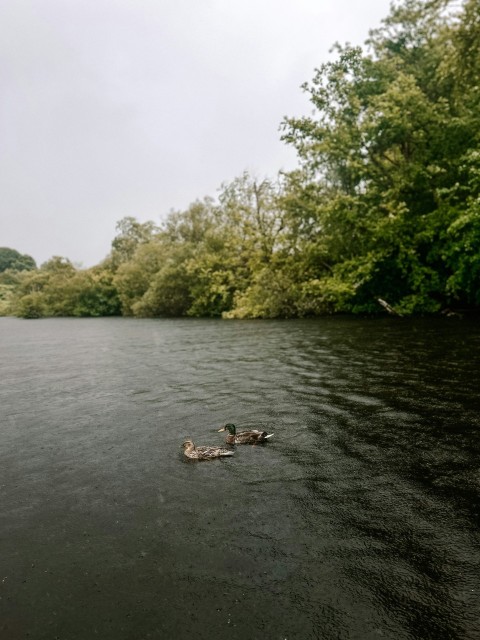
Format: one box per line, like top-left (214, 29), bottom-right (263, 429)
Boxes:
top-left (0, 0), bottom-right (394, 268)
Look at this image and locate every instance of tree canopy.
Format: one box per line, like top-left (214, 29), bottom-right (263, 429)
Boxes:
top-left (4, 0), bottom-right (479, 319)
top-left (280, 0), bottom-right (480, 314)
top-left (0, 247), bottom-right (36, 273)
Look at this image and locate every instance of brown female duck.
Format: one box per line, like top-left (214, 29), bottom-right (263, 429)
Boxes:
top-left (182, 439), bottom-right (235, 460)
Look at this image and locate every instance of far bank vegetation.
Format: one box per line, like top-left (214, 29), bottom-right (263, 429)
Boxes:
top-left (2, 0), bottom-right (479, 319)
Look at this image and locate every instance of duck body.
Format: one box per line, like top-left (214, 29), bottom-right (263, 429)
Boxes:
top-left (182, 439), bottom-right (234, 460)
top-left (218, 423), bottom-right (274, 445)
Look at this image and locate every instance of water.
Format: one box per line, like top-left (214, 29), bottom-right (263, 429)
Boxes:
top-left (1, 316), bottom-right (479, 640)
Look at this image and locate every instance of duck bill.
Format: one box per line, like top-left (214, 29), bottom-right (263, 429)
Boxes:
top-left (217, 426), bottom-right (226, 432)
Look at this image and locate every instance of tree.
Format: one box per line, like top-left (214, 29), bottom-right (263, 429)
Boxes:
top-left (0, 247), bottom-right (36, 272)
top-left (280, 0), bottom-right (480, 314)
top-left (110, 216), bottom-right (159, 268)
top-left (10, 257), bottom-right (121, 318)
top-left (114, 241), bottom-right (166, 315)
top-left (124, 200), bottom-right (235, 317)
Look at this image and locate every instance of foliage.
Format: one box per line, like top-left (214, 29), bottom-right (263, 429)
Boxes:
top-left (0, 270), bottom-right (22, 315)
top-left (9, 257), bottom-right (120, 318)
top-left (0, 247), bottom-right (36, 272)
top-left (109, 217), bottom-right (159, 269)
top-left (280, 0), bottom-right (480, 314)
top-left (6, 0), bottom-right (480, 318)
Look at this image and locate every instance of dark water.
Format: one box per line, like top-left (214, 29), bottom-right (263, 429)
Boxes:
top-left (1, 316), bottom-right (480, 640)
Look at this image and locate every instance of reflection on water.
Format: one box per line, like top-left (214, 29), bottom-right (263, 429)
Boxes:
top-left (1, 316), bottom-right (479, 639)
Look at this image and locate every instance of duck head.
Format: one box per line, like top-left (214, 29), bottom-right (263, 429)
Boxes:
top-left (218, 423), bottom-right (236, 435)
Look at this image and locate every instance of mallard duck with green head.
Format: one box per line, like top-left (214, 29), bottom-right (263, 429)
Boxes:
top-left (218, 423), bottom-right (274, 445)
top-left (182, 439), bottom-right (235, 460)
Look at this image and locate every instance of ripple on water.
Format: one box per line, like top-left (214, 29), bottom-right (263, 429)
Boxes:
top-left (1, 316), bottom-right (480, 640)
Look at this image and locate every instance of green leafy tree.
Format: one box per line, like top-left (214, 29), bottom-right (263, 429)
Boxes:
top-left (0, 247), bottom-right (36, 272)
top-left (110, 216), bottom-right (159, 268)
top-left (11, 257), bottom-right (120, 318)
top-left (281, 0), bottom-right (480, 314)
top-left (0, 275), bottom-right (18, 316)
top-left (114, 241), bottom-right (166, 315)
top-left (217, 173), bottom-right (297, 317)
top-left (128, 200), bottom-right (235, 317)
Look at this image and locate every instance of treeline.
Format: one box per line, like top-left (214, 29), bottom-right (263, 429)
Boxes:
top-left (2, 0), bottom-right (479, 319)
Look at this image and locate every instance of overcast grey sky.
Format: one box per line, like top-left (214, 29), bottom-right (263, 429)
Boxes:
top-left (1, 0), bottom-right (393, 267)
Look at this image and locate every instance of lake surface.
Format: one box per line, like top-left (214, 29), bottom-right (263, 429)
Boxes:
top-left (1, 316), bottom-right (479, 640)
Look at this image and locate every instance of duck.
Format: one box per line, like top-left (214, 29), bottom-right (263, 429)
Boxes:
top-left (181, 439), bottom-right (235, 460)
top-left (218, 423), bottom-right (274, 445)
